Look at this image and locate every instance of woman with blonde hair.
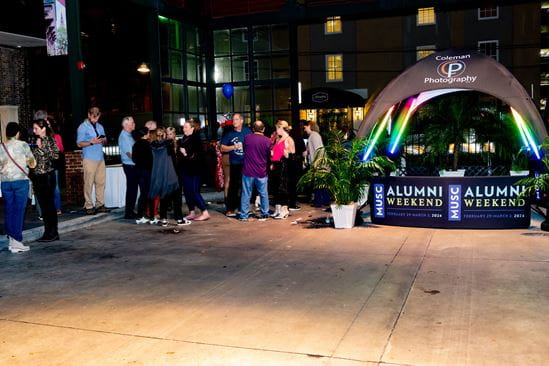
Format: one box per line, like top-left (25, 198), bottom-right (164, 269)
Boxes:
top-left (177, 119), bottom-right (210, 221)
top-left (159, 126), bottom-right (187, 226)
top-left (270, 120), bottom-right (295, 219)
top-left (148, 125), bottom-right (181, 225)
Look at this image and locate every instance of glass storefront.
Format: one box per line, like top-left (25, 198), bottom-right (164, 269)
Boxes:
top-left (213, 24), bottom-right (291, 130)
top-left (159, 16), bottom-right (208, 129)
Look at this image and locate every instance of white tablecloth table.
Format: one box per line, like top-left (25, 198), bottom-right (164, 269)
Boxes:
top-left (92, 164), bottom-right (126, 208)
top-left (0, 165), bottom-right (127, 208)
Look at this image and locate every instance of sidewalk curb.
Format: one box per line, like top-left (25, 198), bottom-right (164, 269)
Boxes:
top-left (1, 209), bottom-right (124, 246)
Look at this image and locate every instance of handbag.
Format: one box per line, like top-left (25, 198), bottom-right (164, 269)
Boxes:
top-left (1, 142), bottom-right (30, 178)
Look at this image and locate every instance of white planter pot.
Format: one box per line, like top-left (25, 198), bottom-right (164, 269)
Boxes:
top-left (439, 169), bottom-right (466, 177)
top-left (330, 202), bottom-right (358, 229)
top-left (510, 170), bottom-right (529, 176)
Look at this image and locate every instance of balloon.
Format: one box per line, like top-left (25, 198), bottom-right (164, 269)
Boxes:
top-left (222, 83), bottom-right (234, 99)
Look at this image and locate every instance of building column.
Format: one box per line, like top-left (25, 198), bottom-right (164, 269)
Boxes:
top-left (66, 0), bottom-right (85, 149)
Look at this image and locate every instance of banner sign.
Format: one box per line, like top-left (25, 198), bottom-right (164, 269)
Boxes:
top-left (371, 176), bottom-right (530, 229)
top-left (44, 0), bottom-right (68, 56)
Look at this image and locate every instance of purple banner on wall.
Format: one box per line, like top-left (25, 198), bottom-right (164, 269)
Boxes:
top-left (370, 176), bottom-right (530, 229)
top-left (44, 0), bottom-right (68, 56)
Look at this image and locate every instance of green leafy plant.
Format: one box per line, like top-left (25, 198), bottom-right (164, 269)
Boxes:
top-left (511, 148), bottom-right (530, 172)
top-left (517, 137), bottom-right (549, 207)
top-left (298, 131), bottom-right (395, 205)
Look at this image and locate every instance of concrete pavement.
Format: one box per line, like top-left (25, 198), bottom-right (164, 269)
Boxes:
top-left (0, 206), bottom-right (548, 365)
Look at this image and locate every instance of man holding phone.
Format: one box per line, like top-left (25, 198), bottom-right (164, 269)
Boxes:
top-left (77, 107), bottom-right (108, 215)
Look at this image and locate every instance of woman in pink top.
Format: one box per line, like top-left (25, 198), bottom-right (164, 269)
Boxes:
top-left (270, 120), bottom-right (295, 219)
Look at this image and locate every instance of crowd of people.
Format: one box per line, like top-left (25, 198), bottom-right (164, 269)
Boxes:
top-left (218, 113), bottom-right (327, 221)
top-left (0, 106), bottom-right (329, 254)
top-left (118, 116), bottom-right (210, 225)
top-left (116, 111), bottom-right (327, 225)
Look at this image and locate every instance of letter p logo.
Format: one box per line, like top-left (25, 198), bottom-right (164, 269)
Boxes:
top-left (437, 61), bottom-right (466, 78)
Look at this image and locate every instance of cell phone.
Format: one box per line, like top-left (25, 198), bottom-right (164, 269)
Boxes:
top-left (98, 135), bottom-right (105, 139)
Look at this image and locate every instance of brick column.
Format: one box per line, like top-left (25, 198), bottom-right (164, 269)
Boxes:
top-left (64, 151), bottom-right (84, 206)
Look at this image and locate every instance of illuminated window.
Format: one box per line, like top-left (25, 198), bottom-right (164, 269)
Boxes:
top-left (325, 16), bottom-right (342, 34)
top-left (326, 54), bottom-right (343, 82)
top-left (541, 72), bottom-right (549, 86)
top-left (478, 40), bottom-right (499, 61)
top-left (417, 7), bottom-right (435, 25)
top-left (478, 6), bottom-right (499, 19)
top-left (416, 45), bottom-right (436, 60)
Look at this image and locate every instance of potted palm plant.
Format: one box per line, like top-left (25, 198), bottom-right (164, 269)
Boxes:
top-left (517, 137), bottom-right (549, 231)
top-left (418, 92), bottom-right (505, 176)
top-left (298, 131), bottom-right (395, 228)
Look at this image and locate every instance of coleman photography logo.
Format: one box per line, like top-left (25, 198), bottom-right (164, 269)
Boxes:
top-left (425, 54), bottom-right (477, 84)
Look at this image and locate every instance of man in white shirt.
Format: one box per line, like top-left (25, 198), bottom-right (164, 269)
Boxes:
top-left (303, 120), bottom-right (330, 207)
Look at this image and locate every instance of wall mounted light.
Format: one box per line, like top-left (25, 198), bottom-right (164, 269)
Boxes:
top-left (137, 62), bottom-right (150, 73)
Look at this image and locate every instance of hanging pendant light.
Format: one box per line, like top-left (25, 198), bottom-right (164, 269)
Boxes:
top-left (137, 62), bottom-right (150, 73)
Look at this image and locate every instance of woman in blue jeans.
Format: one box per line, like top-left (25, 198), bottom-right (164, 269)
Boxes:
top-left (0, 122), bottom-right (37, 253)
top-left (177, 119), bottom-right (210, 221)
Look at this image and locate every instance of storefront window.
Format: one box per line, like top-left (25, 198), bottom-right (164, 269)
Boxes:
top-left (213, 24), bottom-right (290, 125)
top-left (233, 85), bottom-right (250, 112)
top-left (214, 30), bottom-right (230, 56)
top-left (255, 85), bottom-right (273, 111)
top-left (271, 24), bottom-right (289, 51)
top-left (169, 51), bottom-right (183, 79)
top-left (232, 55), bottom-right (249, 82)
top-left (253, 26), bottom-right (270, 52)
top-left (159, 16), bottom-right (207, 128)
top-left (231, 28), bottom-right (248, 55)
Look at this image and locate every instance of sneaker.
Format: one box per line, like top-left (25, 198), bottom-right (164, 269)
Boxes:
top-left (176, 219), bottom-right (191, 226)
top-left (57, 210), bottom-right (62, 215)
top-left (289, 206), bottom-right (301, 211)
top-left (8, 237), bottom-right (30, 253)
top-left (225, 211), bottom-right (236, 217)
top-left (85, 208), bottom-right (96, 215)
top-left (161, 219), bottom-right (169, 227)
top-left (9, 245), bottom-right (29, 253)
top-left (149, 218), bottom-right (160, 225)
top-left (38, 216), bottom-right (43, 221)
top-left (238, 217), bottom-right (249, 222)
top-left (257, 215), bottom-right (269, 222)
top-left (136, 217), bottom-right (150, 224)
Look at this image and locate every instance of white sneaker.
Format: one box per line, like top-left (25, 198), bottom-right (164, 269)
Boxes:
top-left (176, 219), bottom-right (192, 226)
top-left (149, 218), bottom-right (160, 225)
top-left (8, 237), bottom-right (30, 253)
top-left (161, 219), bottom-right (169, 227)
top-left (135, 217), bottom-right (150, 224)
